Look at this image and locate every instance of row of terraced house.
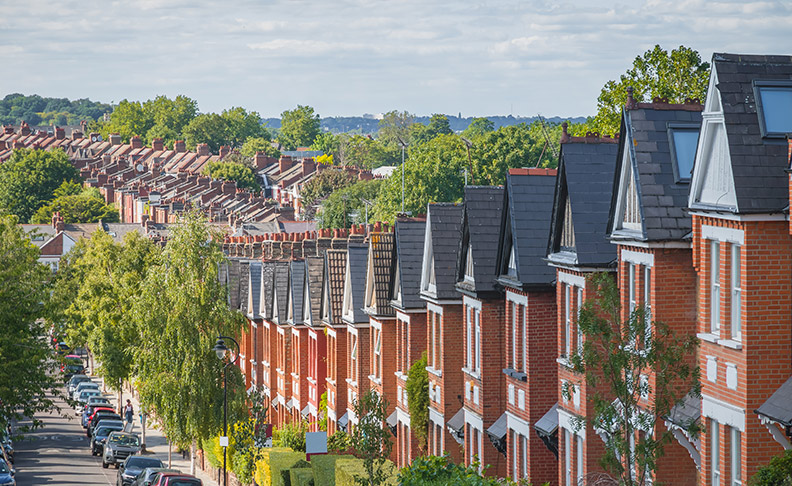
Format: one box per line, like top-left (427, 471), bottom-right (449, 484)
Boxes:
top-left (221, 53), bottom-right (792, 485)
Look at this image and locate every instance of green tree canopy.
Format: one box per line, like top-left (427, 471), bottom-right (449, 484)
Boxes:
top-left (300, 168), bottom-right (357, 219)
top-left (338, 134), bottom-right (394, 169)
top-left (462, 117), bottom-right (494, 138)
top-left (0, 148), bottom-right (80, 222)
top-left (0, 216), bottom-right (61, 432)
top-left (277, 105), bottom-right (321, 150)
top-left (204, 160), bottom-right (261, 192)
top-left (377, 110), bottom-right (414, 148)
top-left (319, 179), bottom-right (383, 229)
top-left (592, 45), bottom-right (710, 136)
top-left (240, 136), bottom-right (280, 158)
top-left (31, 181), bottom-right (119, 224)
top-left (0, 93), bottom-right (111, 126)
top-left (183, 107), bottom-right (269, 152)
top-left (409, 113), bottom-right (453, 146)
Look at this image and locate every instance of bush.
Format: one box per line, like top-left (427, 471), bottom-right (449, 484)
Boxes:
top-left (289, 467), bottom-right (315, 486)
top-left (327, 431), bottom-right (352, 454)
top-left (202, 437), bottom-right (221, 468)
top-left (270, 450), bottom-right (308, 486)
top-left (750, 449), bottom-right (792, 485)
top-left (276, 420), bottom-right (308, 452)
top-left (398, 454), bottom-right (537, 485)
top-left (309, 454), bottom-right (345, 486)
top-left (254, 447), bottom-right (295, 486)
top-left (335, 457), bottom-right (397, 486)
top-left (406, 352), bottom-right (429, 453)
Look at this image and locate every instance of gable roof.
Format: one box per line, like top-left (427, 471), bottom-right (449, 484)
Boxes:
top-left (497, 169), bottom-right (557, 288)
top-left (392, 218), bottom-right (427, 310)
top-left (343, 244), bottom-right (369, 323)
top-left (609, 104), bottom-right (701, 242)
top-left (322, 249), bottom-right (347, 326)
top-left (247, 261), bottom-right (262, 318)
top-left (420, 203), bottom-right (464, 300)
top-left (689, 53), bottom-right (792, 214)
top-left (548, 140), bottom-right (619, 267)
top-left (365, 232), bottom-right (396, 317)
top-left (272, 261), bottom-right (290, 323)
top-left (288, 260), bottom-right (306, 325)
top-left (260, 262), bottom-right (275, 319)
top-left (303, 257), bottom-right (324, 325)
top-left (456, 186), bottom-right (504, 294)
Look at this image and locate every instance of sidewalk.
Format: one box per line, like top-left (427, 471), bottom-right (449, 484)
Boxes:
top-left (91, 371), bottom-right (219, 486)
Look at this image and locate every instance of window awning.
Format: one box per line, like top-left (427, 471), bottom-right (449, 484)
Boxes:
top-left (447, 407), bottom-right (465, 445)
top-left (386, 410), bottom-right (398, 427)
top-left (301, 405), bottom-right (310, 418)
top-left (534, 403), bottom-right (559, 437)
top-left (271, 395), bottom-right (281, 409)
top-left (486, 412), bottom-right (508, 441)
top-left (756, 376), bottom-right (792, 427)
top-left (338, 412), bottom-right (349, 432)
top-left (285, 398), bottom-right (295, 410)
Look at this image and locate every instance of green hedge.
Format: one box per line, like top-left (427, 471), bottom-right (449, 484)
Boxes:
top-left (271, 451), bottom-right (309, 486)
top-left (309, 455), bottom-right (345, 486)
top-left (335, 457), bottom-right (397, 486)
top-left (289, 467), bottom-right (315, 486)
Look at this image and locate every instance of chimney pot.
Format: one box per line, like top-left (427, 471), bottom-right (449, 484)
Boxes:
top-left (174, 140), bottom-right (186, 153)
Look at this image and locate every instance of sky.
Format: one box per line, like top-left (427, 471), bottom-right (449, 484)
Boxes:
top-left (0, 0), bottom-right (790, 119)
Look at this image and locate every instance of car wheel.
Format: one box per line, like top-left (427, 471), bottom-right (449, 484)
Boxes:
top-left (102, 460), bottom-right (109, 469)
top-left (115, 463), bottom-right (119, 469)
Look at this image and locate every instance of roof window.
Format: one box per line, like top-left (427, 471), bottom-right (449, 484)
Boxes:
top-left (667, 123), bottom-right (700, 182)
top-left (754, 80), bottom-right (792, 138)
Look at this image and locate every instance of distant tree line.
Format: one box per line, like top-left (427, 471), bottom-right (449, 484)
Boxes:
top-left (0, 93), bottom-right (112, 127)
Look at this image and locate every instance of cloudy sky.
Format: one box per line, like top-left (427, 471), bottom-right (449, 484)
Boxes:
top-left (1, 0), bottom-right (790, 119)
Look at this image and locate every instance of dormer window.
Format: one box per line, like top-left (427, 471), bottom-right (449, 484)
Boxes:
top-left (507, 245), bottom-right (517, 278)
top-left (668, 123), bottom-right (700, 182)
top-left (754, 80), bottom-right (792, 138)
top-left (464, 244), bottom-right (474, 282)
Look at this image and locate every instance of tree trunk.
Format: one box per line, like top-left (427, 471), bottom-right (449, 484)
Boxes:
top-left (168, 441), bottom-right (172, 468)
top-left (190, 440), bottom-right (196, 476)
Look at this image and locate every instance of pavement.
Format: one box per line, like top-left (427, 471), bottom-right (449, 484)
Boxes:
top-left (13, 369), bottom-right (219, 486)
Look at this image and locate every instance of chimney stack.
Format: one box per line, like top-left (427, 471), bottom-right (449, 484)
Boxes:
top-left (279, 156), bottom-right (293, 174)
top-left (130, 135), bottom-right (143, 149)
top-left (55, 127), bottom-right (66, 140)
top-left (174, 140), bottom-right (186, 153)
top-left (152, 138), bottom-right (164, 151)
top-left (219, 146), bottom-right (231, 159)
top-left (254, 151), bottom-right (268, 169)
top-left (19, 122), bottom-right (30, 136)
top-left (72, 130), bottom-right (83, 141)
top-left (302, 158), bottom-right (316, 177)
top-left (221, 181), bottom-right (237, 195)
top-left (196, 143), bottom-right (210, 156)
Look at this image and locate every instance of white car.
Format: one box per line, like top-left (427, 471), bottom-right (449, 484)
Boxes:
top-left (74, 390), bottom-right (102, 413)
top-left (72, 381), bottom-right (99, 399)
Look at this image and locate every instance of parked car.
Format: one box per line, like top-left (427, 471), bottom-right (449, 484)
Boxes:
top-left (0, 433), bottom-right (12, 465)
top-left (74, 390), bottom-right (102, 412)
top-left (150, 473), bottom-right (201, 486)
top-left (82, 405), bottom-right (115, 427)
top-left (61, 355), bottom-right (85, 379)
top-left (90, 417), bottom-right (123, 439)
top-left (72, 381), bottom-right (100, 400)
top-left (67, 375), bottom-right (91, 395)
top-left (102, 432), bottom-right (140, 469)
top-left (132, 468), bottom-right (181, 486)
top-left (117, 456), bottom-right (164, 486)
top-left (86, 397), bottom-right (112, 408)
top-left (86, 410), bottom-right (120, 435)
top-left (0, 458), bottom-right (14, 486)
top-left (54, 342), bottom-right (70, 355)
top-left (90, 424), bottom-right (124, 456)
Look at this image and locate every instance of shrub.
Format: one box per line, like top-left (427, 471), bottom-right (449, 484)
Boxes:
top-left (309, 454), bottom-right (345, 486)
top-left (336, 457), bottom-right (397, 486)
top-left (277, 420), bottom-right (308, 452)
top-left (750, 449), bottom-right (792, 485)
top-left (406, 352), bottom-right (429, 453)
top-left (254, 447), bottom-right (295, 486)
top-left (270, 450), bottom-right (308, 486)
top-left (289, 467), bottom-right (315, 486)
top-left (327, 430), bottom-right (352, 454)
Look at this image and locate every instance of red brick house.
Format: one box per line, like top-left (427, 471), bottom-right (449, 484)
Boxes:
top-left (343, 243), bottom-right (371, 430)
top-left (455, 186), bottom-right (507, 477)
top-left (271, 261), bottom-right (292, 426)
top-left (286, 260), bottom-right (309, 424)
top-left (244, 261), bottom-right (263, 390)
top-left (419, 203), bottom-right (466, 464)
top-left (495, 168), bottom-right (558, 485)
top-left (547, 132), bottom-right (618, 486)
top-left (607, 97), bottom-right (703, 484)
top-left (390, 217), bottom-right (428, 467)
top-left (688, 53), bottom-right (792, 485)
top-left (302, 256), bottom-right (325, 430)
top-left (322, 249), bottom-right (349, 433)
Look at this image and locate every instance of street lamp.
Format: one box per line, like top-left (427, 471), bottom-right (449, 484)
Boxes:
top-left (396, 137), bottom-right (408, 214)
top-left (213, 336), bottom-right (239, 486)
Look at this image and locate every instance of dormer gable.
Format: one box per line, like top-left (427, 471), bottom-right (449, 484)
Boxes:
top-left (419, 212), bottom-right (436, 295)
top-left (303, 270), bottom-right (313, 326)
top-left (455, 186), bottom-right (504, 295)
top-left (363, 232), bottom-right (396, 317)
top-left (247, 261), bottom-right (262, 318)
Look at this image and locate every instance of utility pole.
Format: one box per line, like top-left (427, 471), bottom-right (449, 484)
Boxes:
top-left (397, 137), bottom-right (408, 214)
top-left (461, 137), bottom-right (474, 185)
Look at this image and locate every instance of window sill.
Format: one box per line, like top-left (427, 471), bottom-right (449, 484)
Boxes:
top-left (345, 378), bottom-right (357, 387)
top-left (461, 367), bottom-right (480, 380)
top-left (717, 338), bottom-right (743, 350)
top-left (326, 378), bottom-right (336, 386)
top-left (394, 371), bottom-right (407, 381)
top-left (502, 368), bottom-right (527, 382)
top-left (426, 366), bottom-right (443, 378)
top-left (697, 332), bottom-right (719, 344)
top-left (368, 375), bottom-right (383, 385)
top-left (556, 357), bottom-right (573, 369)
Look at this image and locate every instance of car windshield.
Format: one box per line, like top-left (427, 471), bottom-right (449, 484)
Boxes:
top-left (82, 391), bottom-right (100, 398)
top-left (128, 457), bottom-right (163, 468)
top-left (96, 426), bottom-right (122, 436)
top-left (170, 480), bottom-right (201, 486)
top-left (0, 460), bottom-right (8, 474)
top-left (110, 435), bottom-right (139, 446)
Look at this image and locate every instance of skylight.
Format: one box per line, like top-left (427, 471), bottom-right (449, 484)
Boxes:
top-left (755, 81), bottom-right (792, 138)
top-left (668, 125), bottom-right (700, 182)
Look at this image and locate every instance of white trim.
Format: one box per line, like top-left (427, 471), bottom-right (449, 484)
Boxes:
top-left (759, 417), bottom-right (792, 450)
top-left (463, 407), bottom-right (484, 430)
top-left (396, 312), bottom-right (411, 324)
top-left (702, 394), bottom-right (745, 432)
top-left (426, 302), bottom-right (444, 315)
top-left (621, 249), bottom-right (654, 267)
top-left (326, 327), bottom-right (337, 338)
top-left (557, 408), bottom-right (585, 439)
top-left (610, 239), bottom-right (691, 249)
top-left (706, 355), bottom-right (718, 383)
top-left (718, 339), bottom-right (743, 350)
top-left (701, 225), bottom-right (744, 245)
top-left (462, 295), bottom-right (482, 310)
top-left (558, 272), bottom-right (586, 288)
top-left (429, 407), bottom-right (444, 426)
top-left (505, 291), bottom-right (528, 306)
top-left (506, 410), bottom-right (531, 438)
top-left (725, 363), bottom-right (738, 391)
top-left (396, 407), bottom-right (411, 427)
top-left (689, 210), bottom-right (787, 222)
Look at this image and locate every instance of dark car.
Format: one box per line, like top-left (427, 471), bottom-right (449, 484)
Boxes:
top-left (132, 468), bottom-right (181, 486)
top-left (102, 432), bottom-right (141, 468)
top-left (117, 456), bottom-right (164, 486)
top-left (0, 458), bottom-right (14, 486)
top-left (88, 412), bottom-right (122, 437)
top-left (90, 424), bottom-right (124, 455)
top-left (67, 374), bottom-right (91, 395)
top-left (61, 355), bottom-right (85, 379)
top-left (82, 405), bottom-right (115, 428)
top-left (151, 473), bottom-right (201, 486)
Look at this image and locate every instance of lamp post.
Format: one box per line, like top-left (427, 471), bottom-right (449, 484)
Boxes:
top-left (396, 137), bottom-right (408, 214)
top-left (213, 336), bottom-right (239, 486)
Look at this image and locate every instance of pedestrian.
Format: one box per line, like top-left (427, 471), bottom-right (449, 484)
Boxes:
top-left (124, 399), bottom-right (134, 430)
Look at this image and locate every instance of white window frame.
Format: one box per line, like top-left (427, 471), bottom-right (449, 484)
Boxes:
top-left (511, 430), bottom-right (518, 479)
top-left (576, 434), bottom-right (584, 485)
top-left (512, 301), bottom-right (518, 370)
top-left (521, 433), bottom-right (528, 479)
top-left (373, 325), bottom-right (382, 380)
top-left (711, 419), bottom-right (721, 486)
top-left (564, 285), bottom-right (572, 358)
top-left (711, 241), bottom-right (721, 335)
top-left (644, 265), bottom-right (652, 345)
top-left (731, 427), bottom-right (741, 486)
top-left (576, 286), bottom-right (583, 353)
top-left (629, 263), bottom-right (637, 315)
top-left (731, 244), bottom-right (741, 342)
top-left (466, 306), bottom-right (473, 370)
top-left (475, 308), bottom-right (481, 374)
top-left (564, 428), bottom-right (572, 486)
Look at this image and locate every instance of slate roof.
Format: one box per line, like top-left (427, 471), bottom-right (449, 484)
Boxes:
top-left (609, 106), bottom-right (701, 241)
top-left (260, 263), bottom-right (275, 320)
top-left (756, 376), bottom-right (792, 427)
top-left (247, 261), bottom-right (262, 318)
top-left (366, 232), bottom-right (396, 317)
top-left (497, 169), bottom-right (557, 289)
top-left (289, 260), bottom-right (306, 324)
top-left (222, 259), bottom-right (247, 312)
top-left (344, 244), bottom-right (369, 323)
top-left (238, 261), bottom-right (250, 313)
top-left (272, 261), bottom-right (290, 323)
top-left (304, 256), bottom-right (324, 326)
top-left (422, 203), bottom-right (465, 301)
top-left (393, 219), bottom-right (427, 310)
top-left (700, 53), bottom-right (792, 214)
top-left (323, 249), bottom-right (347, 326)
top-left (548, 141), bottom-right (619, 267)
top-left (666, 394), bottom-right (702, 428)
top-left (456, 186), bottom-right (504, 294)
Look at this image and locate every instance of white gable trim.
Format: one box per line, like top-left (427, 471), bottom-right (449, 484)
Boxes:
top-left (620, 249), bottom-right (654, 267)
top-left (702, 394), bottom-right (745, 432)
top-left (613, 144), bottom-right (643, 234)
top-left (558, 272), bottom-right (586, 288)
top-left (505, 290), bottom-right (528, 306)
top-left (303, 274), bottom-right (313, 325)
top-left (506, 411), bottom-right (532, 438)
top-left (420, 211), bottom-right (437, 294)
top-left (364, 247), bottom-right (376, 312)
top-left (701, 225), bottom-right (745, 245)
top-left (258, 267), bottom-right (267, 317)
top-left (426, 302), bottom-right (444, 315)
top-left (342, 257), bottom-right (354, 320)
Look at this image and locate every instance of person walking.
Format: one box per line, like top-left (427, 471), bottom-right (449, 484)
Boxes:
top-left (124, 399), bottom-right (134, 431)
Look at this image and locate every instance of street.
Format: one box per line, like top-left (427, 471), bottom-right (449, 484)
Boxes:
top-left (13, 389), bottom-right (120, 486)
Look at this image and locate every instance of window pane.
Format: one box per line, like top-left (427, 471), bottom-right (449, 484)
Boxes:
top-left (672, 129), bottom-right (699, 180)
top-left (759, 88), bottom-right (792, 134)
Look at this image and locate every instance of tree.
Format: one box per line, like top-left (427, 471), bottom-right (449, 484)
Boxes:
top-left (339, 134), bottom-right (393, 169)
top-left (377, 110), bottom-right (414, 148)
top-left (31, 181), bottom-right (119, 224)
top-left (132, 211), bottom-right (247, 456)
top-left (565, 273), bottom-right (700, 485)
top-left (240, 136), bottom-right (280, 158)
top-left (409, 114), bottom-right (453, 146)
top-left (406, 352), bottom-right (429, 454)
top-left (319, 179), bottom-right (383, 229)
top-left (100, 99), bottom-right (152, 143)
top-left (592, 45), bottom-right (710, 136)
top-left (0, 148), bottom-right (80, 222)
top-left (0, 216), bottom-right (61, 433)
top-left (750, 450), bottom-right (792, 486)
top-left (349, 390), bottom-right (393, 486)
top-left (182, 113), bottom-right (229, 153)
top-left (462, 117), bottom-right (494, 138)
top-left (204, 160), bottom-right (261, 192)
top-left (398, 454), bottom-right (532, 485)
top-left (471, 122), bottom-right (557, 185)
top-left (220, 107), bottom-right (270, 148)
top-left (0, 93), bottom-right (111, 126)
top-left (311, 132), bottom-right (340, 157)
top-left (300, 168), bottom-right (357, 220)
top-left (229, 388), bottom-right (270, 485)
top-left (143, 95), bottom-right (199, 146)
top-left (277, 105), bottom-right (320, 150)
